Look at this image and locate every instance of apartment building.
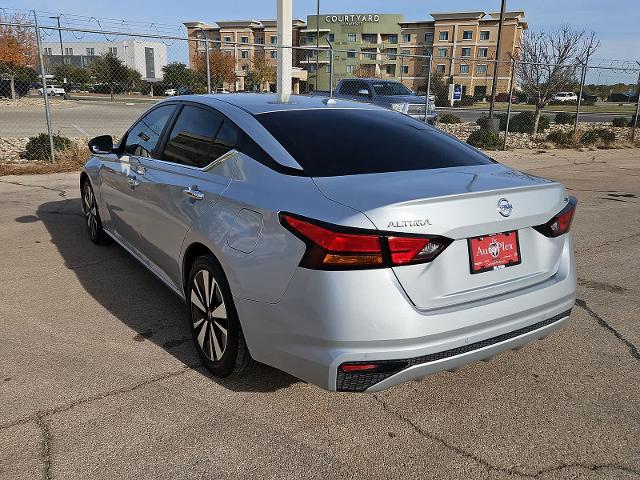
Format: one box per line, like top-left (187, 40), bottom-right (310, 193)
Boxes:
top-left (184, 19), bottom-right (307, 92)
top-left (184, 11), bottom-right (527, 96)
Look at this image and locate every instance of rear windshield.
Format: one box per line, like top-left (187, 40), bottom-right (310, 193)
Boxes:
top-left (256, 109), bottom-right (493, 177)
top-left (371, 81), bottom-right (413, 96)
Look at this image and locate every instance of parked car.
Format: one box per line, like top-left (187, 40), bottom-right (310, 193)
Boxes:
top-left (333, 78), bottom-right (437, 124)
top-left (0, 78), bottom-right (32, 98)
top-left (214, 88), bottom-right (230, 94)
top-left (607, 92), bottom-right (638, 103)
top-left (164, 88), bottom-right (178, 96)
top-left (81, 94), bottom-right (576, 392)
top-left (580, 92), bottom-right (598, 103)
top-left (38, 85), bottom-right (66, 96)
top-left (164, 86), bottom-right (194, 96)
top-left (494, 93), bottom-right (519, 103)
top-left (552, 92), bottom-right (578, 103)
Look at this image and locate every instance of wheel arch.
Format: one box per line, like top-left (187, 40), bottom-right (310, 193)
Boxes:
top-left (181, 242), bottom-right (226, 297)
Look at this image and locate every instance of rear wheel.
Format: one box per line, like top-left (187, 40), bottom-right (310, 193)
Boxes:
top-left (187, 255), bottom-right (252, 377)
top-left (81, 181), bottom-right (110, 244)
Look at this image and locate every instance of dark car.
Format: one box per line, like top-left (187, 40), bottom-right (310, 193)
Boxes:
top-left (494, 93), bottom-right (519, 103)
top-left (90, 83), bottom-right (126, 94)
top-left (607, 92), bottom-right (638, 103)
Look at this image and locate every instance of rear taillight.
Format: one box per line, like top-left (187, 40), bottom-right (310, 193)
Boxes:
top-left (280, 213), bottom-right (452, 270)
top-left (534, 196), bottom-right (577, 238)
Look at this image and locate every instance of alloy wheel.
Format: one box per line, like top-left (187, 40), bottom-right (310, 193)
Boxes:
top-left (83, 184), bottom-right (98, 240)
top-left (190, 269), bottom-right (228, 362)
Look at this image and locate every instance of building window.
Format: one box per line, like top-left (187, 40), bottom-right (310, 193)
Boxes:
top-left (401, 49), bottom-right (410, 55)
top-left (144, 47), bottom-right (155, 78)
top-left (224, 36), bottom-right (232, 43)
top-left (439, 31), bottom-right (448, 41)
top-left (460, 64), bottom-right (469, 74)
top-left (476, 64), bottom-right (488, 74)
top-left (44, 47), bottom-right (52, 55)
top-left (421, 64), bottom-right (430, 73)
top-left (480, 31), bottom-right (490, 41)
top-left (328, 33), bottom-right (335, 42)
top-left (270, 50), bottom-right (277, 59)
top-left (424, 32), bottom-right (434, 43)
top-left (242, 64), bottom-right (248, 71)
top-left (65, 47), bottom-right (74, 56)
top-left (347, 50), bottom-right (356, 58)
top-left (463, 30), bottom-right (473, 40)
top-left (346, 65), bottom-right (355, 73)
top-left (478, 47), bottom-right (488, 58)
top-left (423, 48), bottom-right (432, 57)
top-left (308, 65), bottom-right (317, 73)
top-left (386, 64), bottom-right (396, 75)
top-left (436, 64), bottom-right (445, 74)
top-left (362, 34), bottom-right (377, 44)
top-left (241, 50), bottom-right (249, 59)
top-left (325, 65), bottom-right (331, 73)
top-left (402, 33), bottom-right (411, 43)
top-left (347, 33), bottom-right (357, 42)
top-left (270, 35), bottom-right (278, 44)
top-left (401, 65), bottom-right (409, 74)
top-left (108, 47), bottom-right (117, 56)
top-left (438, 48), bottom-right (447, 58)
top-left (241, 36), bottom-right (249, 44)
top-left (461, 47), bottom-right (471, 57)
top-left (306, 33), bottom-right (315, 43)
top-left (256, 35), bottom-right (264, 44)
top-left (387, 34), bottom-right (398, 43)
top-left (86, 47), bottom-right (94, 56)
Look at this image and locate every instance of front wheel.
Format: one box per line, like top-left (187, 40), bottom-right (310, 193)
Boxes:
top-left (187, 255), bottom-right (252, 377)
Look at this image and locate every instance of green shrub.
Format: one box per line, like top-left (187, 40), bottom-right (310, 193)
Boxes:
top-left (507, 111), bottom-right (550, 133)
top-left (580, 128), bottom-right (616, 146)
top-left (612, 116), bottom-right (629, 127)
top-left (580, 130), bottom-right (599, 145)
top-left (596, 128), bottom-right (616, 146)
top-left (554, 112), bottom-right (575, 125)
top-left (467, 129), bottom-right (502, 150)
top-left (25, 133), bottom-right (72, 161)
top-left (453, 95), bottom-right (475, 107)
top-left (546, 130), bottom-right (572, 146)
top-left (439, 113), bottom-right (462, 124)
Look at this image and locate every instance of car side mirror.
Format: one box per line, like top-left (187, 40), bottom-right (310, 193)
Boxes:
top-left (358, 89), bottom-right (371, 96)
top-left (88, 135), bottom-right (114, 154)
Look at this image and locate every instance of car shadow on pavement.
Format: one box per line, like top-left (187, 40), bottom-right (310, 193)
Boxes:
top-left (33, 199), bottom-right (299, 393)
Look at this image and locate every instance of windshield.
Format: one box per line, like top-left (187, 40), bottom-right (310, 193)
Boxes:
top-left (256, 109), bottom-right (493, 177)
top-left (371, 82), bottom-right (413, 96)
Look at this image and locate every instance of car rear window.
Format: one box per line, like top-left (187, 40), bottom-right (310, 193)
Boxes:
top-left (256, 109), bottom-right (493, 177)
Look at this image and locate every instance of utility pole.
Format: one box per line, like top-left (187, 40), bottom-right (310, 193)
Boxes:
top-left (315, 0), bottom-right (320, 91)
top-left (276, 0), bottom-right (292, 102)
top-left (488, 0), bottom-right (506, 119)
top-left (49, 16), bottom-right (65, 66)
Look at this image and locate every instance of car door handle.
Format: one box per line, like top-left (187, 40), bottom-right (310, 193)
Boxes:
top-left (183, 187), bottom-right (204, 201)
top-left (128, 176), bottom-right (140, 188)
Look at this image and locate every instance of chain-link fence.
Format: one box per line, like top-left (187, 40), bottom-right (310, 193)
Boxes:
top-left (1, 17), bottom-right (639, 163)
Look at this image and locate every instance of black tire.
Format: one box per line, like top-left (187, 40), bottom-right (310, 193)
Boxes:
top-left (81, 180), bottom-right (111, 245)
top-left (187, 255), bottom-right (252, 377)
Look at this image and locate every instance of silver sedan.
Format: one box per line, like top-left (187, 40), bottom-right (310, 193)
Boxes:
top-left (81, 94), bottom-right (577, 392)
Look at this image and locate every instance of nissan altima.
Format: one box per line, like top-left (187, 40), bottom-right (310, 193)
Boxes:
top-left (81, 94), bottom-right (577, 392)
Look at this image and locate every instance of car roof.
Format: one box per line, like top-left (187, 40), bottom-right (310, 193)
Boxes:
top-left (166, 93), bottom-right (387, 115)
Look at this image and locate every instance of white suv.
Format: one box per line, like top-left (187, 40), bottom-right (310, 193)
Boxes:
top-left (38, 85), bottom-right (66, 96)
top-left (553, 92), bottom-right (578, 102)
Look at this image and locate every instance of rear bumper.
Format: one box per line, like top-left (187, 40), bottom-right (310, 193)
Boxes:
top-left (235, 238), bottom-right (576, 392)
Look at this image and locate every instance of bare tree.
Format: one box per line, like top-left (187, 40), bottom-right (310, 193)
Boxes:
top-left (519, 25), bottom-right (599, 134)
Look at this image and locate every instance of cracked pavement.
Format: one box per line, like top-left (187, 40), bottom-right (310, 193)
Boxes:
top-left (1, 149), bottom-right (639, 480)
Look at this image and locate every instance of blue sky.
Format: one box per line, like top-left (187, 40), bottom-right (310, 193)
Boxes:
top-left (5, 0), bottom-right (639, 82)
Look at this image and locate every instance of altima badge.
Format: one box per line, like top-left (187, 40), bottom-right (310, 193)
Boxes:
top-left (387, 219), bottom-right (432, 228)
top-left (497, 198), bottom-right (513, 217)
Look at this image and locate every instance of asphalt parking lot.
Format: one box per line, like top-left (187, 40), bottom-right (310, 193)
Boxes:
top-left (0, 149), bottom-right (639, 479)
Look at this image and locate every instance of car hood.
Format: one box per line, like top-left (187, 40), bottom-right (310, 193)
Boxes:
top-left (377, 94), bottom-right (433, 105)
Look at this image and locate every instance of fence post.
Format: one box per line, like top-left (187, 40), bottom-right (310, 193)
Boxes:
top-left (201, 30), bottom-right (211, 94)
top-left (503, 54), bottom-right (517, 150)
top-left (33, 11), bottom-right (55, 163)
top-left (574, 58), bottom-right (588, 134)
top-left (328, 44), bottom-right (334, 97)
top-left (424, 55), bottom-right (432, 123)
top-left (632, 64), bottom-right (640, 143)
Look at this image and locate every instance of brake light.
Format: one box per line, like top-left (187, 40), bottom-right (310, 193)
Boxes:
top-left (340, 364), bottom-right (379, 373)
top-left (533, 197), bottom-right (577, 238)
top-left (280, 213), bottom-right (452, 269)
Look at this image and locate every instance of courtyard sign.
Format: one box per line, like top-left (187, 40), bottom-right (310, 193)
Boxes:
top-left (325, 14), bottom-right (380, 26)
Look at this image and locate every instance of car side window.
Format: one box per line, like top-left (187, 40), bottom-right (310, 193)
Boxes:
top-left (339, 81), bottom-right (354, 95)
top-left (210, 120), bottom-right (240, 161)
top-left (124, 105), bottom-right (176, 157)
top-left (163, 105), bottom-right (224, 168)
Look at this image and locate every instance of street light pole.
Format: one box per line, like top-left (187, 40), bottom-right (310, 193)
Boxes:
top-left (488, 0), bottom-right (506, 119)
top-left (315, 0), bottom-right (320, 91)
